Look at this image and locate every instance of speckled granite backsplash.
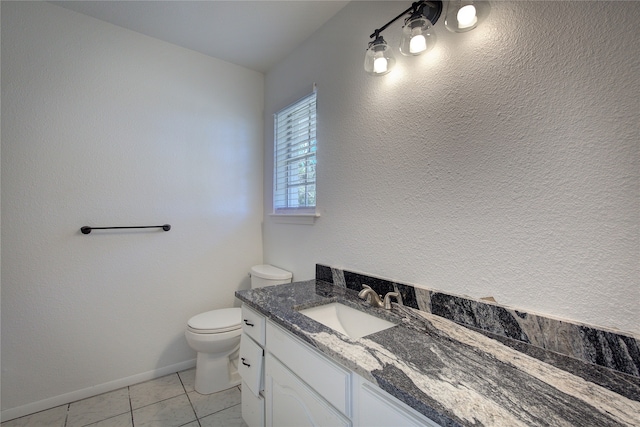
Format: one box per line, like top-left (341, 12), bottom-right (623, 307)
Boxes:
top-left (316, 264), bottom-right (640, 377)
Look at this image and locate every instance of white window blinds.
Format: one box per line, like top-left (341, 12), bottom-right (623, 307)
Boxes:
top-left (273, 90), bottom-right (317, 213)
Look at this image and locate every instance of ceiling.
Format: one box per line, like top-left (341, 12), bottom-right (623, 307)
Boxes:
top-left (50, 1), bottom-right (350, 74)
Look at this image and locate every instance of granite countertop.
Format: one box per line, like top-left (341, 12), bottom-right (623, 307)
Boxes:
top-left (235, 280), bottom-right (640, 427)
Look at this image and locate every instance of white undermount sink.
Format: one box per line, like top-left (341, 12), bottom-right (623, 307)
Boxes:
top-left (299, 302), bottom-right (396, 339)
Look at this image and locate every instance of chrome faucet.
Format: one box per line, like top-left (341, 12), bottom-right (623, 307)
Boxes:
top-left (358, 285), bottom-right (400, 310)
top-left (358, 284), bottom-right (384, 308)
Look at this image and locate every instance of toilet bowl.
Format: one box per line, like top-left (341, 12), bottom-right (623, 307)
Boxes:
top-left (186, 265), bottom-right (292, 394)
top-left (185, 308), bottom-right (242, 394)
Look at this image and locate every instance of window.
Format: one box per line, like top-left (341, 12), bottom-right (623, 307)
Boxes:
top-left (273, 90), bottom-right (317, 215)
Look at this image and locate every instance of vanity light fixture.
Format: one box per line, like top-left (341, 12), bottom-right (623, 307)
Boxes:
top-left (365, 0), bottom-right (486, 76)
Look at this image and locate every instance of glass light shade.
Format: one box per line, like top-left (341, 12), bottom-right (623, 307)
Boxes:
top-left (400, 16), bottom-right (436, 56)
top-left (364, 38), bottom-right (396, 76)
top-left (445, 1), bottom-right (479, 32)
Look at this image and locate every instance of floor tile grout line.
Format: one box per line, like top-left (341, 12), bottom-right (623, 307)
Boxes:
top-left (178, 371), bottom-right (201, 427)
top-left (58, 387), bottom-right (133, 427)
top-left (129, 373), bottom-right (185, 410)
top-left (128, 385), bottom-right (135, 427)
top-left (130, 391), bottom-right (190, 411)
top-left (197, 403), bottom-right (244, 427)
top-left (183, 391), bottom-right (202, 426)
top-left (68, 385), bottom-right (140, 427)
top-left (64, 403), bottom-right (70, 427)
top-left (78, 411), bottom-right (133, 427)
top-left (195, 398), bottom-right (243, 421)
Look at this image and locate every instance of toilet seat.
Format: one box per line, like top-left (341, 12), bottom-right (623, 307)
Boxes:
top-left (187, 308), bottom-right (241, 334)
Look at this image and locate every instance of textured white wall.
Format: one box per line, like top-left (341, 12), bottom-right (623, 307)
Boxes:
top-left (264, 2), bottom-right (639, 336)
top-left (1, 2), bottom-right (263, 417)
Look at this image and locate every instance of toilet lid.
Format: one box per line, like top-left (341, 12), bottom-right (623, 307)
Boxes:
top-left (187, 308), bottom-right (241, 333)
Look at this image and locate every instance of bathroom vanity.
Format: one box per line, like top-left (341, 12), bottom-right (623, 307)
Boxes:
top-left (236, 279), bottom-right (640, 427)
top-left (238, 304), bottom-right (438, 427)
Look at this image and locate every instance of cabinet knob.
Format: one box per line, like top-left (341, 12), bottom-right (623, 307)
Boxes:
top-left (241, 357), bottom-right (251, 367)
top-left (243, 319), bottom-right (254, 327)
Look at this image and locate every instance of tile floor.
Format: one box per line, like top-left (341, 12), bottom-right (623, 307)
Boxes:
top-left (2, 369), bottom-right (248, 427)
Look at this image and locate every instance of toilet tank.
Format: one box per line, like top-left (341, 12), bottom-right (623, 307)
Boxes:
top-left (250, 264), bottom-right (292, 288)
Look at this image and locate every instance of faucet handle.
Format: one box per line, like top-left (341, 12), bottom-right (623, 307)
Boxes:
top-left (359, 284), bottom-right (384, 308)
top-left (383, 292), bottom-right (400, 310)
top-left (358, 284), bottom-right (373, 298)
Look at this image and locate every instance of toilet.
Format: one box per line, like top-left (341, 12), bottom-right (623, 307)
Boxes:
top-left (185, 264), bottom-right (292, 394)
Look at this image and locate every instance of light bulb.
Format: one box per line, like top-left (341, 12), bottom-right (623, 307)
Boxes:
top-left (457, 5), bottom-right (477, 29)
top-left (409, 34), bottom-right (427, 54)
top-left (373, 56), bottom-right (388, 74)
top-left (400, 15), bottom-right (435, 56)
top-left (445, 0), bottom-right (484, 33)
top-left (364, 36), bottom-right (395, 76)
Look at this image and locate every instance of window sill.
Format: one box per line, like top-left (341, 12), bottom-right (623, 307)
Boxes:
top-left (269, 213), bottom-right (320, 225)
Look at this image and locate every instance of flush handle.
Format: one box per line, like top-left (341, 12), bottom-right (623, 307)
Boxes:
top-left (241, 358), bottom-right (251, 367)
top-left (243, 319), bottom-right (254, 327)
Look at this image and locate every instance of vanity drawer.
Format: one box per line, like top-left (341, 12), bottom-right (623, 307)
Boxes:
top-left (239, 333), bottom-right (264, 396)
top-left (242, 304), bottom-right (266, 346)
top-left (266, 320), bottom-right (351, 415)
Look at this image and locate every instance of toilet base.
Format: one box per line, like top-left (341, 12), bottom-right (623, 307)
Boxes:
top-left (194, 347), bottom-right (241, 395)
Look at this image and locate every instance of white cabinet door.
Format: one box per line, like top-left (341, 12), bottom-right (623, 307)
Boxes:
top-left (355, 379), bottom-right (442, 427)
top-left (265, 353), bottom-right (351, 427)
top-left (266, 320), bottom-right (351, 415)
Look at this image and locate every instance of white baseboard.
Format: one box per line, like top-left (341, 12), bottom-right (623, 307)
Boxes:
top-left (1, 359), bottom-right (196, 423)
